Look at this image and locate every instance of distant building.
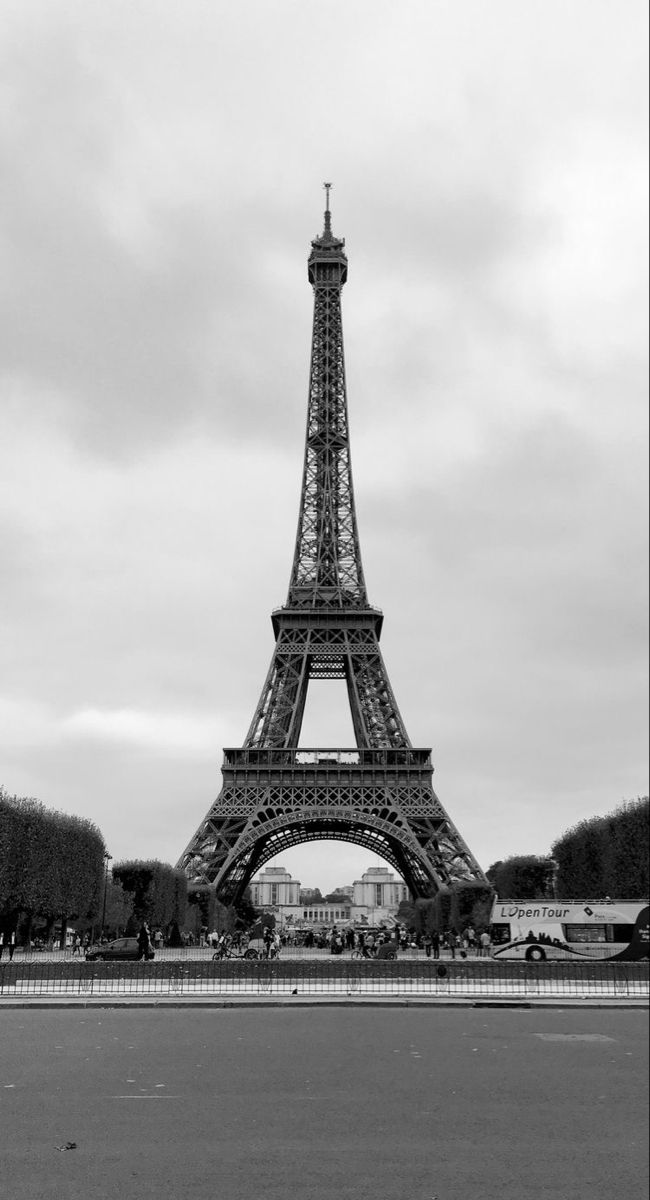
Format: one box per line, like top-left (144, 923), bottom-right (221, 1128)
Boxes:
top-left (326, 886), bottom-right (354, 902)
top-left (250, 864), bottom-right (409, 930)
top-left (249, 865), bottom-right (300, 909)
top-left (352, 866), bottom-right (410, 926)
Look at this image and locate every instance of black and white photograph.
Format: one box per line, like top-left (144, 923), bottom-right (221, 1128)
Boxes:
top-left (1, 4), bottom-right (648, 1198)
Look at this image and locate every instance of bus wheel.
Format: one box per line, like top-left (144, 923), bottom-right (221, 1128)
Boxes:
top-left (525, 946), bottom-right (546, 962)
top-left (244, 949), bottom-right (259, 960)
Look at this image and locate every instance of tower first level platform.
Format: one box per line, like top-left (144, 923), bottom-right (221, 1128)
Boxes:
top-left (180, 746), bottom-right (481, 906)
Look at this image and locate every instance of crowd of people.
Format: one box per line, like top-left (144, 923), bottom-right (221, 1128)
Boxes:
top-left (2, 921), bottom-right (494, 960)
top-left (205, 922), bottom-right (493, 960)
top-left (421, 926), bottom-right (493, 958)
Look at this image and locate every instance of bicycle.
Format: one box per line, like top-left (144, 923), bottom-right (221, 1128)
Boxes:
top-left (351, 942), bottom-right (397, 961)
top-left (212, 942), bottom-right (259, 961)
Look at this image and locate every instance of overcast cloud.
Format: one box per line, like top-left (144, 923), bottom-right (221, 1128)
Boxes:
top-left (1, 1), bottom-right (647, 893)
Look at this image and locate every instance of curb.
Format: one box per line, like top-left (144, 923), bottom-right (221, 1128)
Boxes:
top-left (1, 996), bottom-right (647, 1011)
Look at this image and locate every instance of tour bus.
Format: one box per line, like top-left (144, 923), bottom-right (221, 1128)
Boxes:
top-left (489, 899), bottom-right (649, 962)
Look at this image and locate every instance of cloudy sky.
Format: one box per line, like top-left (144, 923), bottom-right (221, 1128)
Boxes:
top-left (1, 1), bottom-right (647, 894)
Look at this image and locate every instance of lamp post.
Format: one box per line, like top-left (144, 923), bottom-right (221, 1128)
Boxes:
top-left (100, 852), bottom-right (112, 939)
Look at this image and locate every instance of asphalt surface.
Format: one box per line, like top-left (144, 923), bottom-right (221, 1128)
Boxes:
top-left (0, 1007), bottom-right (647, 1200)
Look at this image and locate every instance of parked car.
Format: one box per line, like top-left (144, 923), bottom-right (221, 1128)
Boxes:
top-left (85, 937), bottom-right (155, 962)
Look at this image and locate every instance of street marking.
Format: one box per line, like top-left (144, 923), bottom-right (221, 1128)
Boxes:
top-left (109, 1095), bottom-right (180, 1100)
top-left (534, 1034), bottom-right (615, 1042)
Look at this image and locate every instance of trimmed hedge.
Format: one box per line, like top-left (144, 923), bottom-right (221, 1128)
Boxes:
top-left (486, 856), bottom-right (555, 900)
top-left (112, 860), bottom-right (188, 934)
top-left (0, 787), bottom-right (105, 938)
top-left (552, 798), bottom-right (649, 899)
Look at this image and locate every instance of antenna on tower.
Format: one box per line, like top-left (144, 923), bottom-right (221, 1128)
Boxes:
top-left (323, 181), bottom-right (332, 234)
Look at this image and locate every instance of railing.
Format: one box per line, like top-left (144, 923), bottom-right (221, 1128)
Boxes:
top-left (1, 958), bottom-right (647, 1000)
top-left (222, 748), bottom-right (433, 768)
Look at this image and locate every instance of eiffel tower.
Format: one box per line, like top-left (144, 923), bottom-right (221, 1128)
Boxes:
top-left (178, 186), bottom-right (486, 905)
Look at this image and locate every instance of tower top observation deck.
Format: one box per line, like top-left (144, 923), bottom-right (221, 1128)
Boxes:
top-left (309, 182), bottom-right (347, 284)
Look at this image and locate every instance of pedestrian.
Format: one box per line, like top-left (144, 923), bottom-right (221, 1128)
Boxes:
top-left (480, 930), bottom-right (492, 957)
top-left (8, 931), bottom-right (17, 961)
top-left (422, 931), bottom-right (432, 958)
top-left (0, 932), bottom-right (4, 962)
top-left (431, 930), bottom-right (441, 959)
top-left (72, 933), bottom-right (82, 956)
top-left (137, 922), bottom-right (152, 961)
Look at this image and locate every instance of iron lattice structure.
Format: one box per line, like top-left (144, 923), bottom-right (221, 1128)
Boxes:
top-left (178, 191), bottom-right (487, 905)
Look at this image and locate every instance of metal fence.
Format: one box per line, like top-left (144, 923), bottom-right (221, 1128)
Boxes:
top-left (0, 958), bottom-right (647, 1000)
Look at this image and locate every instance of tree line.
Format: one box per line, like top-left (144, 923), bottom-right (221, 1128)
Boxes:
top-left (487, 797), bottom-right (649, 900)
top-left (0, 786), bottom-right (106, 947)
top-left (0, 787), bottom-right (199, 944)
top-left (396, 797), bottom-right (648, 935)
top-left (3, 785), bottom-right (647, 944)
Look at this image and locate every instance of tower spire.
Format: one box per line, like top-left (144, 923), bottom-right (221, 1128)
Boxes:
top-left (323, 180), bottom-right (332, 236)
top-left (290, 185), bottom-right (360, 610)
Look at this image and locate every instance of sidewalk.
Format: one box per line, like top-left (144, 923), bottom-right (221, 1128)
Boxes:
top-left (1, 993), bottom-right (647, 1010)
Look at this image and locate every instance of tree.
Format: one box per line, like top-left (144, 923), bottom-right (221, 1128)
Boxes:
top-left (423, 883), bottom-right (495, 935)
top-left (112, 860), bottom-right (188, 934)
top-left (235, 888), bottom-right (258, 929)
top-left (187, 886), bottom-right (240, 939)
top-left (396, 899), bottom-right (418, 930)
top-left (1, 791), bottom-right (53, 921)
top-left (449, 882), bottom-right (494, 933)
top-left (100, 879), bottom-right (132, 937)
top-left (0, 787), bottom-right (106, 943)
top-left (414, 898), bottom-right (436, 935)
top-left (49, 812), bottom-right (106, 948)
top-left (431, 888), bottom-right (453, 933)
top-left (552, 798), bottom-right (649, 899)
top-left (487, 856), bottom-right (555, 900)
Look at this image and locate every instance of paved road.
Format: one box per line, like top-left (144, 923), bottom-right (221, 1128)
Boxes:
top-left (0, 1007), bottom-right (647, 1200)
